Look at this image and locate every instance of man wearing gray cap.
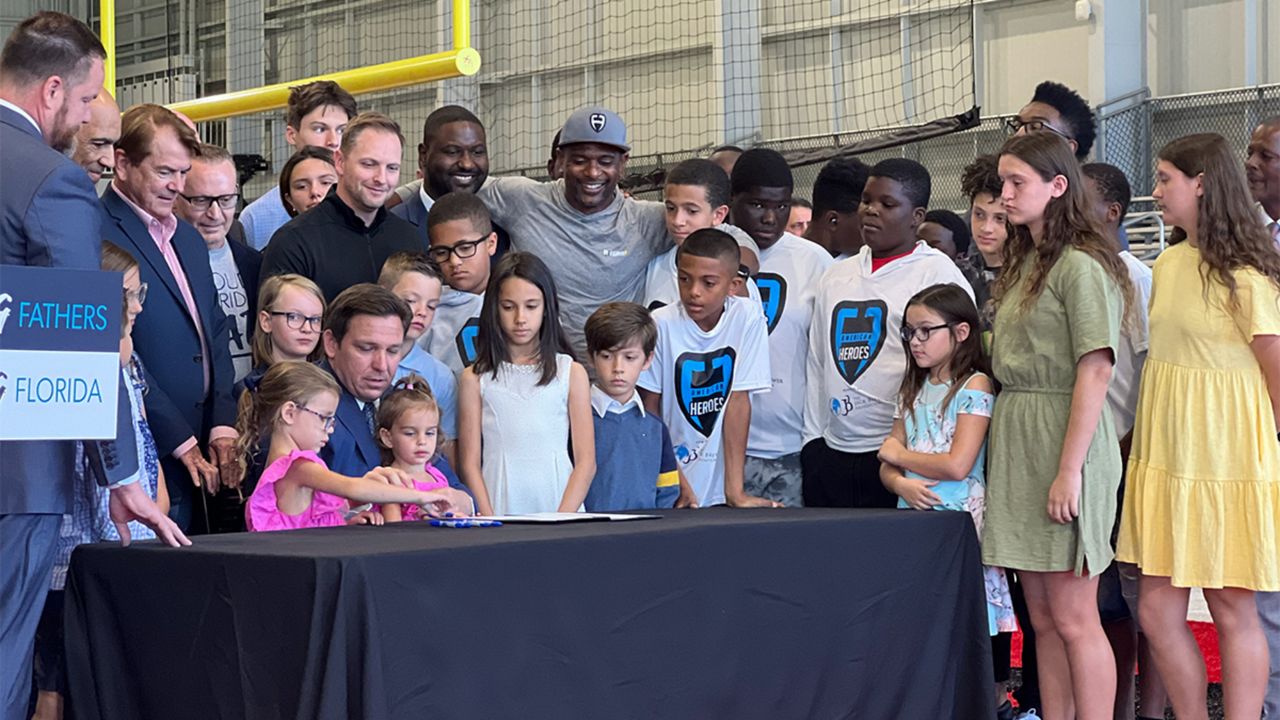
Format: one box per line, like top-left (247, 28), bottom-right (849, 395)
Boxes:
top-left (478, 106), bottom-right (748, 361)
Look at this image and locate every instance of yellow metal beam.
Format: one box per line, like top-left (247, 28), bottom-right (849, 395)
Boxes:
top-left (168, 47), bottom-right (480, 122)
top-left (100, 0), bottom-right (115, 95)
top-left (165, 0), bottom-right (477, 123)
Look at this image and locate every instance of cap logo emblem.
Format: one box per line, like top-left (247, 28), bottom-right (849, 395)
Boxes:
top-left (589, 112), bottom-right (607, 133)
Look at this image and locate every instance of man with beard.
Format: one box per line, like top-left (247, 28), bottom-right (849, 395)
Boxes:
top-left (390, 105), bottom-right (509, 260)
top-left (261, 112), bottom-right (423, 301)
top-left (1, 13), bottom-right (187, 718)
top-left (478, 106), bottom-right (710, 361)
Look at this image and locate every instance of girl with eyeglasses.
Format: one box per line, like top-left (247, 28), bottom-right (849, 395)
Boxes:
top-left (242, 274), bottom-right (326, 392)
top-left (237, 361), bottom-right (473, 531)
top-left (877, 282), bottom-right (1017, 713)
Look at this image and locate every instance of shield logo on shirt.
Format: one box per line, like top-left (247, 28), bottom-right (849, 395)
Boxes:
top-left (590, 112), bottom-right (607, 133)
top-left (754, 273), bottom-right (787, 334)
top-left (675, 348), bottom-right (736, 437)
top-left (455, 317), bottom-right (480, 367)
top-left (830, 300), bottom-right (887, 386)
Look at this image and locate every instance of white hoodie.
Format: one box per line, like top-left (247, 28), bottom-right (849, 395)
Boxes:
top-left (803, 242), bottom-right (974, 453)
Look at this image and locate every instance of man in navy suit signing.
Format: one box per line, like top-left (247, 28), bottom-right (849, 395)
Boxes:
top-left (0, 13), bottom-right (187, 719)
top-left (318, 284), bottom-right (466, 492)
top-left (100, 104), bottom-right (240, 533)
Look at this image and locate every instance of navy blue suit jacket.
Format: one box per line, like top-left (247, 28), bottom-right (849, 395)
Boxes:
top-left (317, 362), bottom-right (383, 478)
top-left (0, 105), bottom-right (137, 513)
top-left (99, 185), bottom-right (238, 457)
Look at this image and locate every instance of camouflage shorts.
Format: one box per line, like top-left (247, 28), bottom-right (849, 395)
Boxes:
top-left (743, 453), bottom-right (804, 507)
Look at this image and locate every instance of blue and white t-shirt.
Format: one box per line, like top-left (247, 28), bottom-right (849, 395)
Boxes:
top-left (420, 288), bottom-right (485, 377)
top-left (747, 232), bottom-right (833, 459)
top-left (638, 295), bottom-right (771, 506)
top-left (803, 243), bottom-right (974, 453)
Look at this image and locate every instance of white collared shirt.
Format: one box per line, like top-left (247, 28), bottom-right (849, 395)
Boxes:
top-left (418, 183), bottom-right (437, 215)
top-left (590, 384), bottom-right (645, 418)
top-left (0, 98), bottom-right (40, 135)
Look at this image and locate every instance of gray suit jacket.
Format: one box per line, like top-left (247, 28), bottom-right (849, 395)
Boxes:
top-left (0, 104), bottom-right (138, 514)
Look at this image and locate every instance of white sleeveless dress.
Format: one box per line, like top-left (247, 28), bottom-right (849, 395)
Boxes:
top-left (479, 353), bottom-right (575, 514)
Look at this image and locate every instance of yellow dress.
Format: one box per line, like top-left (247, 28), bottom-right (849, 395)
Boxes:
top-left (1116, 242), bottom-right (1280, 590)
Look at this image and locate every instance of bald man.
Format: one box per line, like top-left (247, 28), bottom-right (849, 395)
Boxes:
top-left (69, 88), bottom-right (120, 183)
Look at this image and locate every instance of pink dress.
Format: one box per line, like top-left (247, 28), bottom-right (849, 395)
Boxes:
top-left (246, 450), bottom-right (348, 531)
top-left (379, 464), bottom-right (449, 522)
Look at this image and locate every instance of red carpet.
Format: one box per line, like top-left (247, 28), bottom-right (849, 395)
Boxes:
top-left (1009, 621), bottom-right (1221, 682)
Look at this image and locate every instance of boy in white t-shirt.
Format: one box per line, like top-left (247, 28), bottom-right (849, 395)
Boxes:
top-left (643, 158), bottom-right (761, 310)
top-left (639, 228), bottom-right (774, 508)
top-left (728, 149), bottom-right (833, 507)
top-left (422, 191), bottom-right (496, 376)
top-left (802, 158), bottom-right (973, 508)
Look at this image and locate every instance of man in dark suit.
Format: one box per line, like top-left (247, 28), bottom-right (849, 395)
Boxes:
top-left (318, 284), bottom-right (410, 476)
top-left (389, 105), bottom-right (510, 260)
top-left (100, 103), bottom-right (240, 533)
top-left (318, 284), bottom-right (465, 492)
top-left (0, 13), bottom-right (186, 719)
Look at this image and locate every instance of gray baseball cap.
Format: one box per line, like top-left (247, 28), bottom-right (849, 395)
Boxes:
top-left (558, 106), bottom-right (630, 153)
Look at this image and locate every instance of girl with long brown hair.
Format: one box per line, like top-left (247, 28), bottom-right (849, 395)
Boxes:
top-left (236, 361), bottom-right (473, 531)
top-left (1117, 133), bottom-right (1280, 720)
top-left (983, 132), bottom-right (1131, 720)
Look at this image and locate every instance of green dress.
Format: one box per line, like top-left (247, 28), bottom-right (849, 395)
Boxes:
top-left (982, 247), bottom-right (1123, 576)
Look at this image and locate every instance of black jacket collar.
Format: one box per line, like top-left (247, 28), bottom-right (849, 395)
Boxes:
top-left (321, 191), bottom-right (388, 233)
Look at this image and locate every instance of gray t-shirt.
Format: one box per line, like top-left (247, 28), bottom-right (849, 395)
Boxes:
top-left (208, 242), bottom-right (252, 382)
top-left (479, 177), bottom-right (671, 359)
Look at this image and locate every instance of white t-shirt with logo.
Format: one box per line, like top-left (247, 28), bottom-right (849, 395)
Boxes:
top-left (1108, 251), bottom-right (1152, 437)
top-left (638, 295), bottom-right (771, 506)
top-left (747, 232), bottom-right (834, 458)
top-left (643, 223), bottom-right (761, 310)
top-left (803, 243), bottom-right (974, 454)
top-left (419, 288), bottom-right (485, 377)
top-left (207, 242), bottom-right (252, 381)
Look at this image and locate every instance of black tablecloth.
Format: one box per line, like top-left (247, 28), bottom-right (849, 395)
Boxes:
top-left (65, 508), bottom-right (995, 720)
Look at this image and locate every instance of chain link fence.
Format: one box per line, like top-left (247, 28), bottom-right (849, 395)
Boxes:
top-left (1098, 84), bottom-right (1280, 197)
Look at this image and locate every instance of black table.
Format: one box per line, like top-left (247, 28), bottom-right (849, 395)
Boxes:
top-left (65, 508), bottom-right (995, 719)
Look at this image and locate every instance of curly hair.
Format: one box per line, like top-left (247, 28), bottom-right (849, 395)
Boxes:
top-left (1029, 81), bottom-right (1096, 159)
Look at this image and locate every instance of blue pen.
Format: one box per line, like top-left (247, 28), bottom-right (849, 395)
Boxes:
top-left (429, 518), bottom-right (503, 528)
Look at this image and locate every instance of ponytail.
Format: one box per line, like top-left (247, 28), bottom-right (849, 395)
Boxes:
top-left (375, 373), bottom-right (441, 465)
top-left (233, 362), bottom-right (339, 473)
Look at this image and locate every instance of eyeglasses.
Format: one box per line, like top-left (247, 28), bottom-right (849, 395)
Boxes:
top-left (179, 193), bottom-right (240, 212)
top-left (269, 311), bottom-right (323, 331)
top-left (296, 404), bottom-right (337, 432)
top-left (124, 282), bottom-right (148, 305)
top-left (899, 323), bottom-right (951, 343)
top-left (427, 237), bottom-right (486, 264)
top-left (1005, 117), bottom-right (1073, 142)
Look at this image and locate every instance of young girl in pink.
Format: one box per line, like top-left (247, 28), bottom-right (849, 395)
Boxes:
top-left (236, 362), bottom-right (472, 531)
top-left (375, 374), bottom-right (451, 522)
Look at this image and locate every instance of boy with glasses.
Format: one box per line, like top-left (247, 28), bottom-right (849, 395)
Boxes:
top-left (1007, 81), bottom-right (1096, 160)
top-left (423, 191), bottom-right (497, 376)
